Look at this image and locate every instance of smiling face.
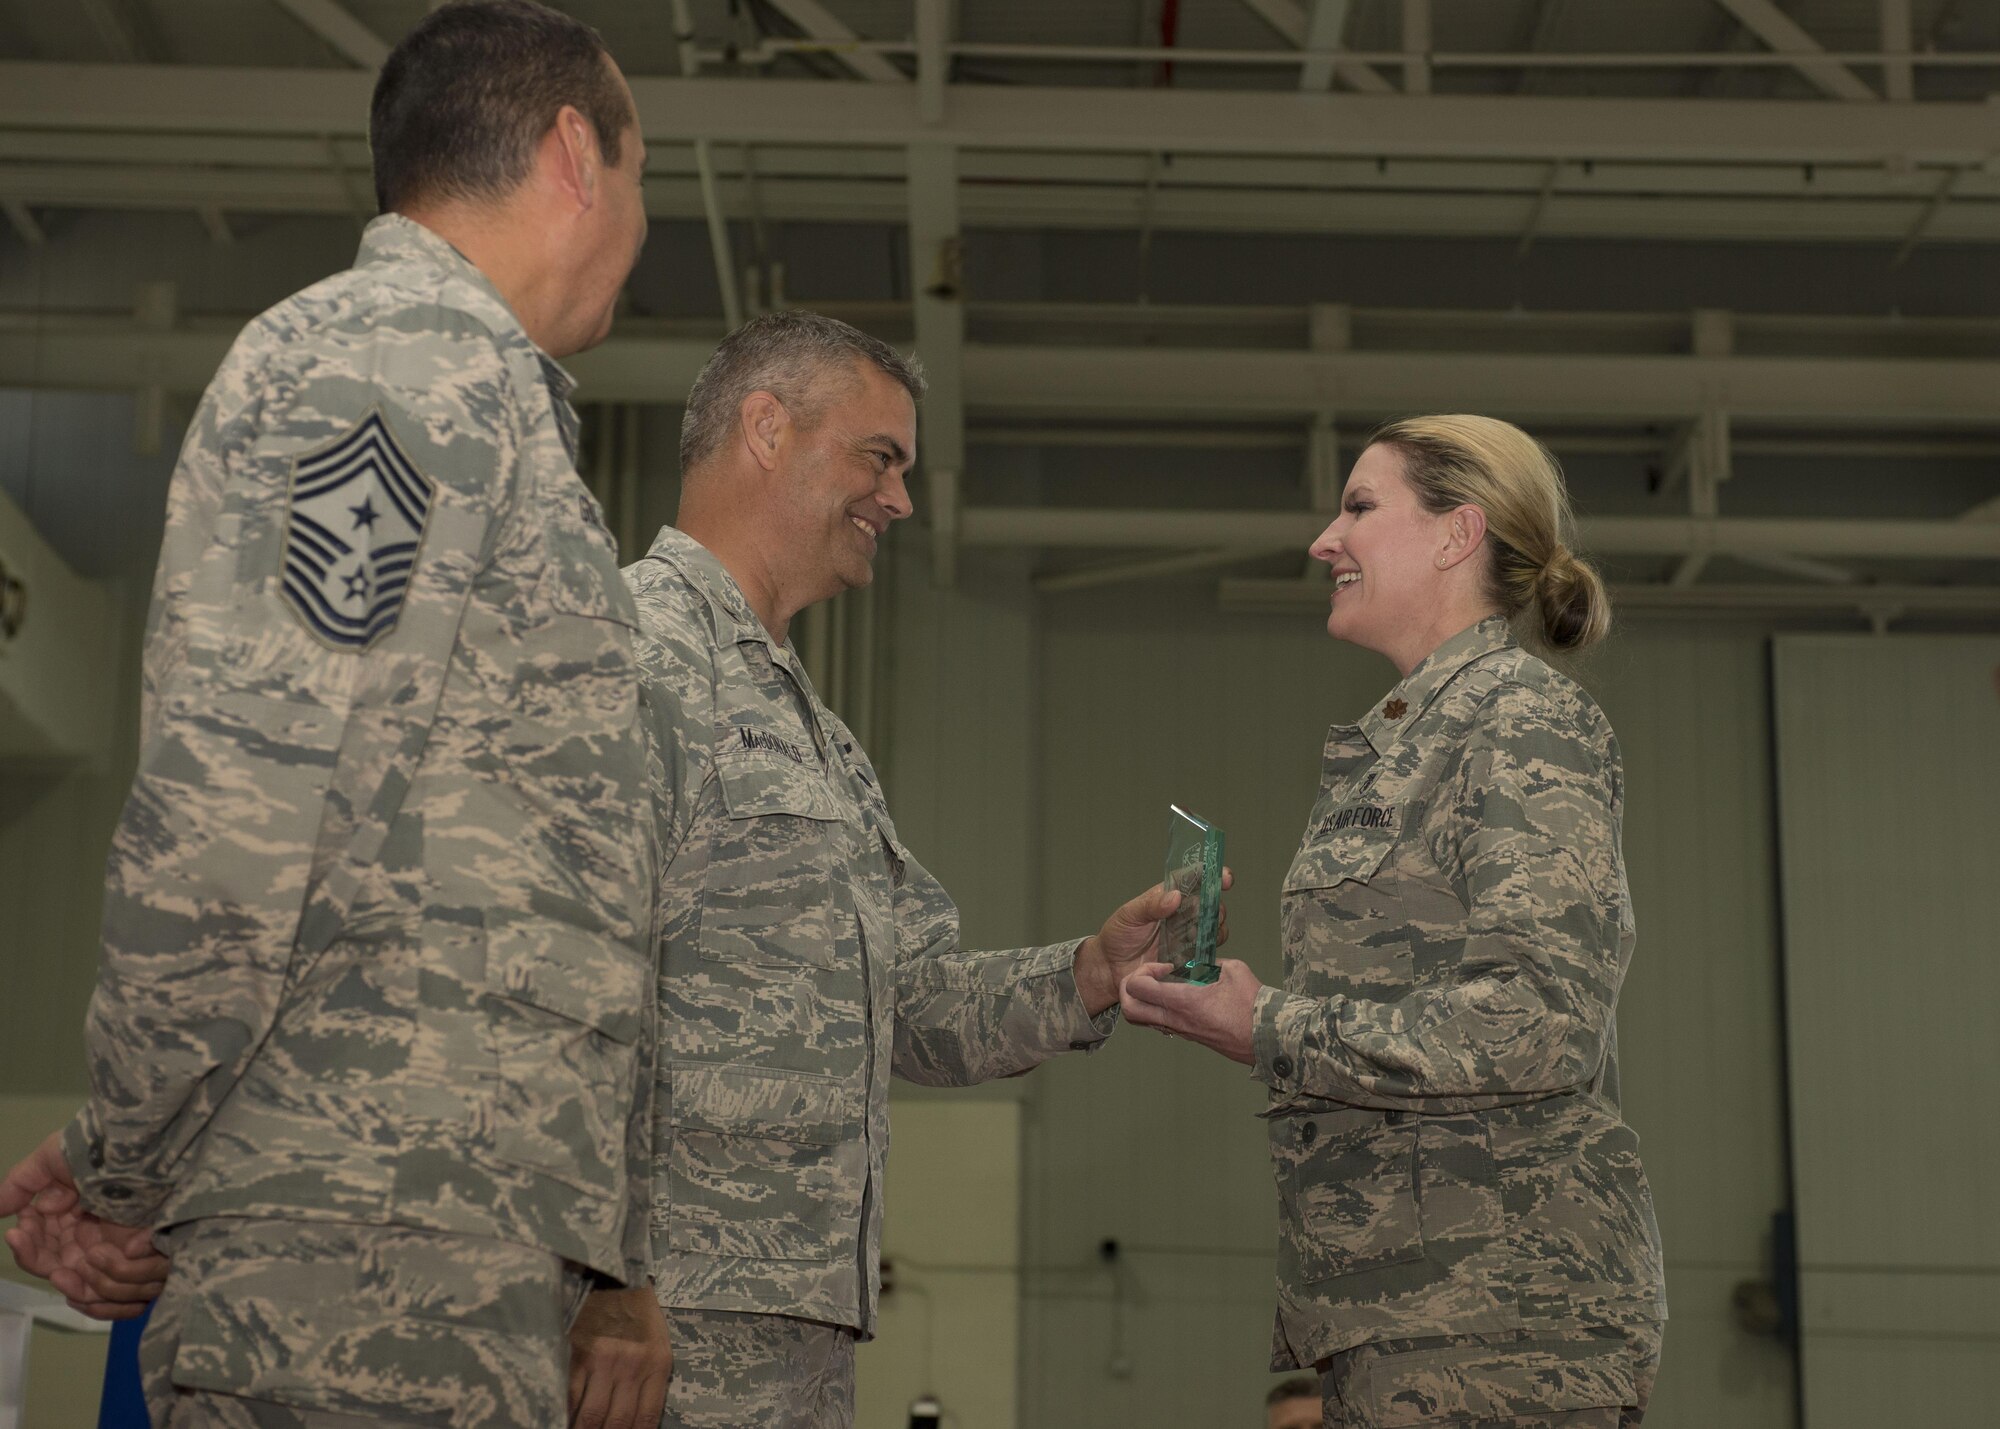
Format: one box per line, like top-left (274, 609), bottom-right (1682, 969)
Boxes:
top-left (781, 359), bottom-right (917, 601)
top-left (1309, 441), bottom-right (1466, 666)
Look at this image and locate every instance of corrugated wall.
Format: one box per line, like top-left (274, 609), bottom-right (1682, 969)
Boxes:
top-left (1773, 636), bottom-right (2000, 1428)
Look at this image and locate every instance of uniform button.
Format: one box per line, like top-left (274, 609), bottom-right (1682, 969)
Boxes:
top-left (101, 1184), bottom-right (132, 1201)
top-left (1299, 1121), bottom-right (1317, 1146)
top-left (1272, 1056), bottom-right (1294, 1080)
top-left (1384, 1110), bottom-right (1409, 1127)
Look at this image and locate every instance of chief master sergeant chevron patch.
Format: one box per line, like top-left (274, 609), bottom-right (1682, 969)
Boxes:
top-left (280, 409), bottom-right (435, 651)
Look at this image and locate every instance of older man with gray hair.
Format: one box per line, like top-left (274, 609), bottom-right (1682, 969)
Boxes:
top-left (625, 309), bottom-right (1217, 1425)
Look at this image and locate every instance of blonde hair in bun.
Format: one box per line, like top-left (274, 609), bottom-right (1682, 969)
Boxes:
top-left (1365, 414), bottom-right (1611, 653)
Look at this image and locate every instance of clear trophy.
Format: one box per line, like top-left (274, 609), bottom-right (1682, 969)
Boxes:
top-left (1160, 804), bottom-right (1224, 984)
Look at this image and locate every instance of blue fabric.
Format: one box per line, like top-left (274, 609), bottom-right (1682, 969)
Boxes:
top-left (96, 1300), bottom-right (150, 1429)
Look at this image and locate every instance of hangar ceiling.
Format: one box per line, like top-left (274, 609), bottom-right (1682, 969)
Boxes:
top-left (1, 0), bottom-right (1997, 619)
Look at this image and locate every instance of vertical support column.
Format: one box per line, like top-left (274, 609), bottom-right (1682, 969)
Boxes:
top-left (1671, 401), bottom-right (1732, 588)
top-left (1304, 303), bottom-right (1351, 570)
top-left (1307, 416), bottom-right (1342, 513)
top-left (1879, 0), bottom-right (1913, 102)
top-left (617, 403), bottom-right (642, 562)
top-left (1401, 0), bottom-right (1431, 95)
top-left (916, 0), bottom-right (951, 124)
top-left (908, 141), bottom-right (964, 588)
top-left (1670, 314), bottom-right (1734, 586)
top-left (134, 280), bottom-right (176, 458)
top-left (1692, 306), bottom-right (1735, 359)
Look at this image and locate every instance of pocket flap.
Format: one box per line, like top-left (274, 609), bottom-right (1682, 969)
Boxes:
top-left (1353, 1336), bottom-right (1637, 1425)
top-left (715, 748), bottom-right (839, 822)
top-left (1284, 821), bottom-right (1396, 893)
top-left (668, 1062), bottom-right (859, 1146)
top-left (486, 917), bottom-right (647, 1043)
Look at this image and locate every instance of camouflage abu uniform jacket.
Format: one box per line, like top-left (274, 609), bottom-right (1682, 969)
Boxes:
top-left (626, 527), bottom-right (1114, 1335)
top-left (1256, 617), bottom-right (1666, 1369)
top-left (61, 214), bottom-right (655, 1283)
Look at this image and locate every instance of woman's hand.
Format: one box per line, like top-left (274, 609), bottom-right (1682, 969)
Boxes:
top-left (1119, 958), bottom-right (1263, 1066)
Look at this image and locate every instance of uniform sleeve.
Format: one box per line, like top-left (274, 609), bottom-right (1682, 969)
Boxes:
top-left (62, 308), bottom-right (519, 1222)
top-left (623, 563), bottom-right (713, 869)
top-left (1252, 684), bottom-right (1626, 1107)
top-left (619, 563), bottom-right (715, 1282)
top-left (889, 848), bottom-right (1116, 1087)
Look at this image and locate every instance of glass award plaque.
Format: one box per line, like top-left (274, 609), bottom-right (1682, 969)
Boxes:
top-left (1160, 804), bottom-right (1224, 984)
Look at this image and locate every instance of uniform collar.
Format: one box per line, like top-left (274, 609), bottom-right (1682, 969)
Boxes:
top-left (1357, 615), bottom-right (1516, 754)
top-left (354, 214), bottom-right (576, 403)
top-left (642, 525), bottom-right (800, 663)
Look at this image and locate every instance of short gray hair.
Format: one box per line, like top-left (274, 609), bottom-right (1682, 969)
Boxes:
top-left (679, 310), bottom-right (927, 475)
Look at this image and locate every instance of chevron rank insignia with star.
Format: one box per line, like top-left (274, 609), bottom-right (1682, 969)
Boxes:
top-left (280, 410), bottom-right (435, 652)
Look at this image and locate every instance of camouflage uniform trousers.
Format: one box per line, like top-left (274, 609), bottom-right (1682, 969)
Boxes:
top-left (139, 1216), bottom-right (590, 1427)
top-left (1317, 1321), bottom-right (1662, 1428)
top-left (659, 1308), bottom-right (856, 1429)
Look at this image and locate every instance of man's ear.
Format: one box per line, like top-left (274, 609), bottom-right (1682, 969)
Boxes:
top-left (543, 104), bottom-right (600, 214)
top-left (739, 391), bottom-right (789, 472)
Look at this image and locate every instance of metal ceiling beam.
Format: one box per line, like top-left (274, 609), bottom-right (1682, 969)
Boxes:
top-left (6, 132), bottom-right (1996, 203)
top-left (948, 345), bottom-right (2000, 426)
top-left (1238, 0), bottom-right (1307, 46)
top-left (9, 325), bottom-right (2000, 427)
top-left (2, 200), bottom-right (43, 245)
top-left (9, 68), bottom-right (2000, 164)
top-left (11, 164), bottom-right (2000, 243)
top-left (961, 509), bottom-right (2000, 559)
top-left (1036, 547), bottom-right (1270, 593)
top-left (269, 0), bottom-right (390, 69)
top-left (1218, 577), bottom-right (2000, 618)
top-left (1707, 0), bottom-right (1876, 101)
top-left (1296, 0), bottom-right (1392, 95)
top-left (763, 0), bottom-right (906, 82)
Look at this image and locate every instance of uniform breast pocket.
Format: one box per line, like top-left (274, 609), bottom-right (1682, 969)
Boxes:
top-left (1283, 819), bottom-right (1397, 897)
top-left (481, 914), bottom-right (648, 1198)
top-left (664, 1062), bottom-right (862, 1264)
top-left (700, 748), bottom-right (843, 969)
top-left (1282, 820), bottom-right (1405, 997)
top-left (1273, 1110), bottom-right (1424, 1282)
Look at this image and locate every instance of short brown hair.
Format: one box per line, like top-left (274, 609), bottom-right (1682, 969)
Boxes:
top-left (679, 310), bottom-right (927, 476)
top-left (370, 0), bottom-right (631, 214)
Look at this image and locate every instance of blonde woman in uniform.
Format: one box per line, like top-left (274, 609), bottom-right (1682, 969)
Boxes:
top-left (1123, 416), bottom-right (1666, 1427)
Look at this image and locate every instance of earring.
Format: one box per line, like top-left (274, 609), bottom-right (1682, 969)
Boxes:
top-left (1437, 556), bottom-right (1446, 568)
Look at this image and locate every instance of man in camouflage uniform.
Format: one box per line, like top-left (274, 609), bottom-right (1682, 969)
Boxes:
top-left (0, 4), bottom-right (673, 1425)
top-left (626, 311), bottom-right (1195, 1426)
